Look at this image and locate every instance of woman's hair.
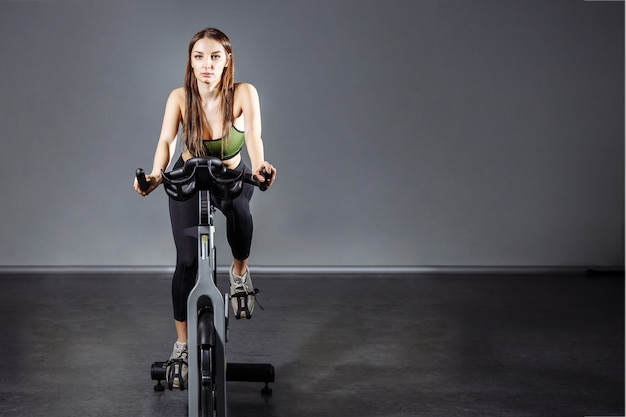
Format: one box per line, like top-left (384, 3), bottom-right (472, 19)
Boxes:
top-left (183, 28), bottom-right (235, 157)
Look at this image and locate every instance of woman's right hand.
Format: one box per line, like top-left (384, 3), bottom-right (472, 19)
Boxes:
top-left (133, 174), bottom-right (161, 196)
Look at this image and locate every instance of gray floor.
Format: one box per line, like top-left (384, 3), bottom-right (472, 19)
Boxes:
top-left (0, 272), bottom-right (623, 417)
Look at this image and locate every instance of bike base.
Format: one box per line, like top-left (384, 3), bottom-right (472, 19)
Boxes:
top-left (226, 362), bottom-right (275, 396)
top-left (151, 361), bottom-right (275, 395)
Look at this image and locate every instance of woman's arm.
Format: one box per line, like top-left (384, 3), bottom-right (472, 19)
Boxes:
top-left (238, 83), bottom-right (276, 184)
top-left (134, 88), bottom-right (183, 195)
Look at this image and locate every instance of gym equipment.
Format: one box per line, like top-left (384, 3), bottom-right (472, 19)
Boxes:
top-left (136, 157), bottom-right (274, 417)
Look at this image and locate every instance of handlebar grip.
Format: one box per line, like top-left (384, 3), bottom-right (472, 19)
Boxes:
top-left (136, 168), bottom-right (149, 191)
top-left (243, 169), bottom-right (272, 191)
top-left (258, 169), bottom-right (272, 191)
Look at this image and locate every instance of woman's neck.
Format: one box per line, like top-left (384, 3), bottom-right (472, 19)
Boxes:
top-left (197, 80), bottom-right (220, 103)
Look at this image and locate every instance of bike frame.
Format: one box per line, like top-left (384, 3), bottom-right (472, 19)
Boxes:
top-left (187, 189), bottom-right (227, 417)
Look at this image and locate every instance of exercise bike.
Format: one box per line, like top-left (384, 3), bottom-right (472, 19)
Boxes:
top-left (136, 157), bottom-right (275, 417)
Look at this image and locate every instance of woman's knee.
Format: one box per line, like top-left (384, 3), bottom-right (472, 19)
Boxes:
top-left (177, 256), bottom-right (196, 272)
top-left (229, 195), bottom-right (252, 219)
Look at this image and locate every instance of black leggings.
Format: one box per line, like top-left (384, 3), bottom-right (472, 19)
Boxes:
top-left (168, 156), bottom-right (254, 321)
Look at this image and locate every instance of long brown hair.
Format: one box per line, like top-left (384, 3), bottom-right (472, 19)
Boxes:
top-left (183, 28), bottom-right (235, 157)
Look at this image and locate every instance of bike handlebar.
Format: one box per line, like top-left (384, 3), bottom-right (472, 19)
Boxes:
top-left (136, 157), bottom-right (271, 201)
top-left (136, 168), bottom-right (149, 191)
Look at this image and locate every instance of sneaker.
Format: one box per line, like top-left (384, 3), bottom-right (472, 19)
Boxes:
top-left (229, 264), bottom-right (257, 319)
top-left (168, 341), bottom-right (188, 390)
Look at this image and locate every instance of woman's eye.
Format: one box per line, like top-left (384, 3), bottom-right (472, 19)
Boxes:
top-left (194, 55), bottom-right (203, 60)
top-left (211, 55), bottom-right (220, 60)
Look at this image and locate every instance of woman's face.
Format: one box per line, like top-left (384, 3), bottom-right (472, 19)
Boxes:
top-left (190, 37), bottom-right (230, 84)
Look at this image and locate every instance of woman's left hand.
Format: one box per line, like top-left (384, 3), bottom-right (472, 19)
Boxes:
top-left (253, 162), bottom-right (276, 187)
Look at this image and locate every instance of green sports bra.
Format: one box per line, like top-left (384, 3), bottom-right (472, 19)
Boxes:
top-left (202, 126), bottom-right (245, 160)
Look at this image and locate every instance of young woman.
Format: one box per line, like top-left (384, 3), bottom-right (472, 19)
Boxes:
top-left (134, 27), bottom-right (276, 388)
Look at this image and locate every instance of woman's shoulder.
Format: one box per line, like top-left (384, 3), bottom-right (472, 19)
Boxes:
top-left (164, 88), bottom-right (185, 114)
top-left (168, 87), bottom-right (185, 101)
top-left (234, 82), bottom-right (258, 94)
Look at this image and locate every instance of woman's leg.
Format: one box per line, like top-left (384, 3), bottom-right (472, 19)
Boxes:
top-left (211, 162), bottom-right (257, 318)
top-left (168, 158), bottom-right (199, 343)
top-left (211, 161), bottom-right (255, 265)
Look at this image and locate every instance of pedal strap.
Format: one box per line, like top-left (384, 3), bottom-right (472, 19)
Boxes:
top-left (167, 358), bottom-right (187, 391)
top-left (232, 288), bottom-right (264, 318)
top-left (166, 360), bottom-right (174, 390)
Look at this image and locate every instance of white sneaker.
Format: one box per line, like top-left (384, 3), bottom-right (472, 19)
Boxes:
top-left (168, 341), bottom-right (188, 390)
top-left (229, 264), bottom-right (257, 319)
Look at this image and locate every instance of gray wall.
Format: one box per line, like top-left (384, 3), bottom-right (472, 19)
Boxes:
top-left (0, 0), bottom-right (623, 269)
